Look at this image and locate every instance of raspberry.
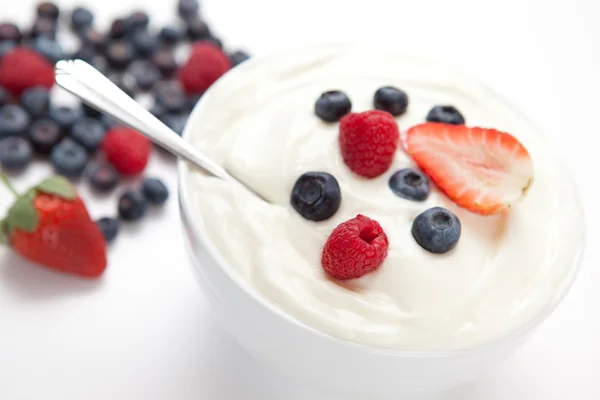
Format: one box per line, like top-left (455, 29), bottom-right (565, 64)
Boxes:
top-left (321, 214), bottom-right (389, 280)
top-left (339, 110), bottom-right (399, 178)
top-left (0, 47), bottom-right (54, 97)
top-left (178, 41), bottom-right (231, 95)
top-left (101, 127), bottom-right (151, 176)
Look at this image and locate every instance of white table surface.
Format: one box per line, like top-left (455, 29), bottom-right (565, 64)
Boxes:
top-left (1, 0), bottom-right (599, 399)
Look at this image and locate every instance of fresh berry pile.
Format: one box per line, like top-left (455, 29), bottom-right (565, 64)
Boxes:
top-left (0, 0), bottom-right (251, 278)
top-left (293, 85), bottom-right (534, 280)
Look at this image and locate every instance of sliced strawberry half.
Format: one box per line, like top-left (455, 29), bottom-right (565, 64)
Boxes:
top-left (405, 123), bottom-right (534, 215)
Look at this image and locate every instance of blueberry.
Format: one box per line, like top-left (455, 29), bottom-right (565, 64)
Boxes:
top-left (159, 27), bottom-right (182, 46)
top-left (207, 36), bottom-right (223, 49)
top-left (31, 36), bottom-right (64, 63)
top-left (89, 55), bottom-right (110, 76)
top-left (132, 62), bottom-right (160, 91)
top-left (109, 74), bottom-right (136, 98)
top-left (79, 28), bottom-right (105, 50)
top-left (0, 41), bottom-right (16, 59)
top-left (70, 117), bottom-right (106, 152)
top-left (389, 168), bottom-right (430, 201)
top-left (28, 119), bottom-right (62, 154)
top-left (150, 102), bottom-right (166, 119)
top-left (0, 137), bottom-right (33, 170)
top-left (30, 18), bottom-right (57, 39)
top-left (374, 86), bottom-right (409, 116)
top-left (291, 172), bottom-right (341, 221)
top-left (96, 217), bottom-right (120, 243)
top-left (72, 45), bottom-right (97, 63)
top-left (50, 138), bottom-right (88, 178)
top-left (37, 2), bottom-right (60, 20)
top-left (0, 86), bottom-right (9, 108)
top-left (0, 23), bottom-right (21, 42)
top-left (0, 105), bottom-right (31, 138)
top-left (155, 82), bottom-right (186, 112)
top-left (160, 113), bottom-right (186, 136)
top-left (315, 91), bottom-right (352, 122)
top-left (128, 11), bottom-right (150, 32)
top-left (152, 49), bottom-right (178, 78)
top-left (426, 105), bottom-right (465, 125)
top-left (88, 162), bottom-right (119, 192)
top-left (186, 17), bottom-right (210, 40)
top-left (131, 30), bottom-right (158, 58)
top-left (82, 102), bottom-right (102, 118)
top-left (118, 190), bottom-right (148, 221)
top-left (412, 207), bottom-right (461, 254)
top-left (71, 7), bottom-right (94, 32)
top-left (178, 0), bottom-right (200, 19)
top-left (49, 106), bottom-right (83, 133)
top-left (21, 86), bottom-right (50, 119)
top-left (108, 18), bottom-right (132, 40)
top-left (230, 50), bottom-right (250, 67)
top-left (105, 41), bottom-right (136, 70)
top-left (100, 114), bottom-right (119, 129)
top-left (142, 178), bottom-right (169, 205)
top-left (185, 94), bottom-right (201, 112)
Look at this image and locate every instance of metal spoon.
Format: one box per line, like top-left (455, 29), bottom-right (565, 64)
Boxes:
top-left (54, 59), bottom-right (270, 203)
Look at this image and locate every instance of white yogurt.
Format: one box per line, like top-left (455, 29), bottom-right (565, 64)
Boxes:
top-left (186, 44), bottom-right (583, 350)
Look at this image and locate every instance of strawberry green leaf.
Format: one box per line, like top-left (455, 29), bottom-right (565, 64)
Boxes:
top-left (36, 175), bottom-right (76, 200)
top-left (0, 219), bottom-right (7, 244)
top-left (7, 191), bottom-right (39, 232)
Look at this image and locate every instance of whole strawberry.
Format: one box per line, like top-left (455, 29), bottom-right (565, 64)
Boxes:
top-left (102, 126), bottom-right (151, 176)
top-left (0, 47), bottom-right (54, 96)
top-left (178, 41), bottom-right (231, 95)
top-left (0, 174), bottom-right (107, 277)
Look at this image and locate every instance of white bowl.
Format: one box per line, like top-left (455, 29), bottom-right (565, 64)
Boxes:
top-left (177, 45), bottom-right (584, 398)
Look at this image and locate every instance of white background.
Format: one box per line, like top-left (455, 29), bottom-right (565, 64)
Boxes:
top-left (1, 0), bottom-right (599, 399)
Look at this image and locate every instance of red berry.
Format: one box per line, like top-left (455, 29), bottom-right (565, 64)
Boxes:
top-left (0, 47), bottom-right (54, 97)
top-left (339, 110), bottom-right (399, 178)
top-left (101, 127), bottom-right (151, 176)
top-left (178, 41), bottom-right (231, 95)
top-left (321, 214), bottom-right (389, 280)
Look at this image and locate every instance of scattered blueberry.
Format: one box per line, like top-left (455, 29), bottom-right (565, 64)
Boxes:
top-left (70, 117), bottom-right (106, 152)
top-left (108, 18), bottom-right (131, 40)
top-left (132, 62), bottom-right (160, 91)
top-left (131, 30), bottom-right (158, 58)
top-left (31, 36), bottom-right (64, 63)
top-left (155, 82), bottom-right (186, 112)
top-left (79, 28), bottom-right (105, 50)
top-left (152, 49), bottom-right (178, 78)
top-left (0, 137), bottom-right (33, 170)
top-left (142, 178), bottom-right (169, 205)
top-left (374, 86), bottom-right (409, 116)
top-left (388, 168), bottom-right (430, 201)
top-left (82, 102), bottom-right (102, 118)
top-left (178, 0), bottom-right (200, 19)
top-left (71, 7), bottom-right (94, 32)
top-left (89, 162), bottom-right (119, 192)
top-left (0, 23), bottom-right (20, 43)
top-left (0, 105), bottom-right (31, 138)
top-left (426, 105), bottom-right (465, 125)
top-left (159, 26), bottom-right (182, 46)
top-left (96, 217), bottom-right (120, 243)
top-left (20, 86), bottom-right (50, 119)
top-left (30, 18), bottom-right (57, 39)
top-left (118, 190), bottom-right (148, 221)
top-left (0, 41), bottom-right (16, 59)
top-left (291, 172), bottom-right (341, 221)
top-left (105, 40), bottom-right (136, 70)
top-left (28, 119), bottom-right (62, 154)
top-left (230, 50), bottom-right (250, 67)
top-left (37, 2), bottom-right (60, 21)
top-left (128, 11), bottom-right (150, 32)
top-left (49, 106), bottom-right (83, 133)
top-left (186, 17), bottom-right (210, 40)
top-left (50, 138), bottom-right (88, 178)
top-left (160, 113), bottom-right (186, 136)
top-left (412, 207), bottom-right (461, 254)
top-left (0, 86), bottom-right (9, 108)
top-left (314, 90), bottom-right (352, 122)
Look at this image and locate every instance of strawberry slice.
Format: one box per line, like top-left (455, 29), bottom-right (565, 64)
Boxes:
top-left (405, 123), bottom-right (534, 215)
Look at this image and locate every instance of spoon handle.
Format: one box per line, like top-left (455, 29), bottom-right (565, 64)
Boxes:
top-left (54, 59), bottom-right (232, 181)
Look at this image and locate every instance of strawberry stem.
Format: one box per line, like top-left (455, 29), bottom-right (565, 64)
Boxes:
top-left (0, 172), bottom-right (19, 197)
